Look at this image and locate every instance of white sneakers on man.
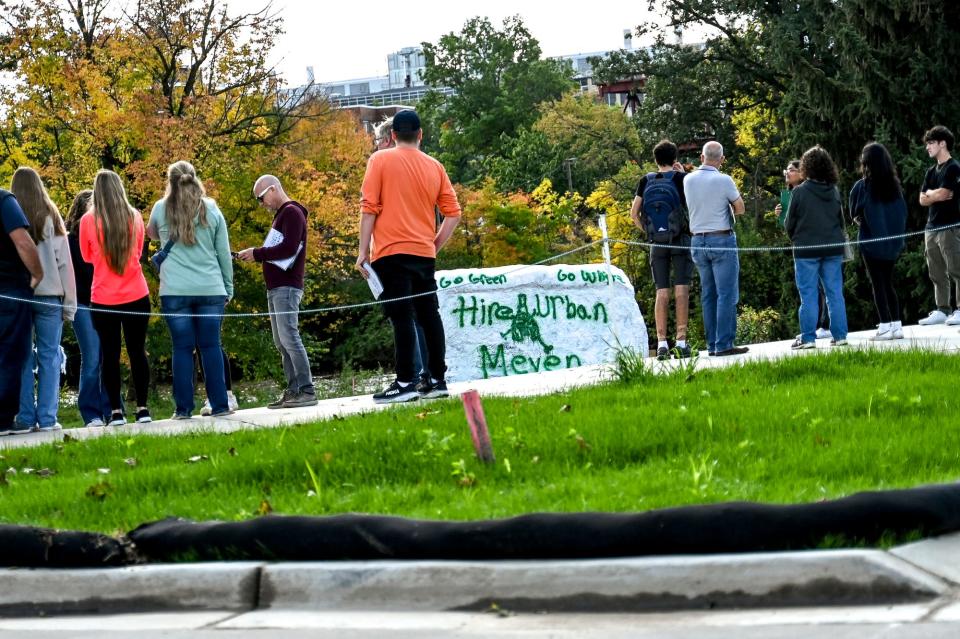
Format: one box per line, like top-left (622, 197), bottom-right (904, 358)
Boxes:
top-left (919, 310), bottom-right (948, 325)
top-left (946, 310), bottom-right (960, 325)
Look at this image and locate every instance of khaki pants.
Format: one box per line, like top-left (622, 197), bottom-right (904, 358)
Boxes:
top-left (924, 228), bottom-right (960, 312)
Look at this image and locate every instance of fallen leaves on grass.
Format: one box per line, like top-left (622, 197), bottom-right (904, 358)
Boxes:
top-left (186, 455), bottom-right (209, 464)
top-left (124, 458), bottom-right (138, 467)
top-left (258, 499), bottom-right (273, 515)
top-left (37, 468), bottom-right (56, 477)
top-left (559, 404), bottom-right (571, 412)
top-left (97, 468), bottom-right (111, 474)
top-left (85, 481), bottom-right (112, 501)
top-left (415, 410), bottom-right (440, 419)
top-left (228, 447), bottom-right (238, 457)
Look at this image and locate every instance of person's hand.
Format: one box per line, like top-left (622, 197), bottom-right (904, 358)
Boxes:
top-left (672, 161), bottom-right (685, 173)
top-left (237, 248), bottom-right (255, 262)
top-left (355, 255), bottom-right (369, 279)
top-left (29, 275), bottom-right (40, 290)
top-left (774, 203), bottom-right (782, 216)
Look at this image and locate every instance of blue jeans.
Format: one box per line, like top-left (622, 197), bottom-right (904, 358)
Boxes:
top-left (794, 256), bottom-right (848, 343)
top-left (73, 305), bottom-right (112, 424)
top-left (0, 289), bottom-right (32, 428)
top-left (690, 234), bottom-right (740, 353)
top-left (266, 287), bottom-right (314, 393)
top-left (17, 295), bottom-right (64, 428)
top-left (161, 295), bottom-right (228, 415)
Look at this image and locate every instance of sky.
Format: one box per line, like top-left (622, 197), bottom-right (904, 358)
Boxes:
top-left (228, 0), bottom-right (662, 86)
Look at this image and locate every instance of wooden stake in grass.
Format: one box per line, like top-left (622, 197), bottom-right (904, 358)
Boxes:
top-left (461, 389), bottom-right (495, 463)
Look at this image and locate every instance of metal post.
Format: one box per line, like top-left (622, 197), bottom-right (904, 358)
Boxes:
top-left (598, 213), bottom-right (613, 286)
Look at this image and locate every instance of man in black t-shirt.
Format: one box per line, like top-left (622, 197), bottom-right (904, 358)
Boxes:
top-left (919, 125), bottom-right (960, 326)
top-left (630, 139), bottom-right (692, 360)
top-left (0, 190), bottom-right (43, 435)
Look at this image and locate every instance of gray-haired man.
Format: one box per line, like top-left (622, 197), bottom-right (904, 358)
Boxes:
top-left (683, 141), bottom-right (748, 357)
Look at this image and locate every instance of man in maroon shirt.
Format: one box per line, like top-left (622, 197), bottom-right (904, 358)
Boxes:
top-left (237, 175), bottom-right (317, 408)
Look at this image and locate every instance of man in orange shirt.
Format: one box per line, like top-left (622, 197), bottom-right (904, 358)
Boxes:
top-left (357, 109), bottom-right (461, 403)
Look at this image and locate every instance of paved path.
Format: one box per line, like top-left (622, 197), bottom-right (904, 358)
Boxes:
top-left (3, 321), bottom-right (959, 451)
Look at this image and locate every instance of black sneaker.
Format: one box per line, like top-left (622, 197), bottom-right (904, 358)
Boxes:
top-left (284, 389), bottom-right (319, 408)
top-left (268, 390), bottom-right (294, 410)
top-left (417, 379), bottom-right (449, 399)
top-left (135, 408), bottom-right (152, 424)
top-left (108, 411), bottom-right (126, 427)
top-left (656, 345), bottom-right (669, 360)
top-left (373, 380), bottom-right (419, 404)
top-left (673, 344), bottom-right (692, 359)
top-left (713, 346), bottom-right (750, 357)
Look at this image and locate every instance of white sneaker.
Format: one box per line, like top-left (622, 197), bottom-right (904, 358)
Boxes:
top-left (890, 321), bottom-right (904, 339)
top-left (815, 328), bottom-right (832, 339)
top-left (201, 391), bottom-right (238, 416)
top-left (919, 310), bottom-right (948, 325)
top-left (84, 418), bottom-right (106, 428)
top-left (946, 310), bottom-right (960, 325)
top-left (871, 324), bottom-right (894, 341)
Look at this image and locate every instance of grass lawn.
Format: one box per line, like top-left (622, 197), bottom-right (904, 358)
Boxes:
top-left (2, 349), bottom-right (958, 535)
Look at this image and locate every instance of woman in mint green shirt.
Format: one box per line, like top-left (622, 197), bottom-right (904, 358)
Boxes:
top-left (147, 161), bottom-right (233, 419)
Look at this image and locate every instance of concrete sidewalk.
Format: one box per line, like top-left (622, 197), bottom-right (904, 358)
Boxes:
top-left (0, 533), bottom-right (959, 623)
top-left (2, 321), bottom-right (959, 451)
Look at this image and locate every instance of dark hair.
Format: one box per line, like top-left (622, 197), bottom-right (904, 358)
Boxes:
top-left (924, 125), bottom-right (954, 151)
top-left (799, 146), bottom-right (838, 184)
top-left (394, 130), bottom-right (419, 144)
top-left (859, 142), bottom-right (902, 203)
top-left (653, 140), bottom-right (678, 166)
top-left (787, 159), bottom-right (800, 170)
top-left (66, 189), bottom-right (93, 234)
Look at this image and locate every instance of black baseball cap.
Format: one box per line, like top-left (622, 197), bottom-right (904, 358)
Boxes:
top-left (392, 110), bottom-right (421, 133)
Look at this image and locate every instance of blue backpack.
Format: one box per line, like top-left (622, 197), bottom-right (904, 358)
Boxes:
top-left (641, 171), bottom-right (685, 242)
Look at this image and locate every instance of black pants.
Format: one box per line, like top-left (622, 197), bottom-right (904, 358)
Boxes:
top-left (373, 254), bottom-right (447, 383)
top-left (91, 295), bottom-right (151, 410)
top-left (0, 288), bottom-right (32, 427)
top-left (863, 255), bottom-right (900, 323)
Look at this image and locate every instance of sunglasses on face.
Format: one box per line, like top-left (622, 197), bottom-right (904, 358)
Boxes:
top-left (256, 185), bottom-right (275, 202)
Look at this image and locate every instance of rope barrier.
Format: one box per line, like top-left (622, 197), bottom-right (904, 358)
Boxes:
top-left (0, 241), bottom-right (603, 319)
top-left (2, 219), bottom-right (953, 319)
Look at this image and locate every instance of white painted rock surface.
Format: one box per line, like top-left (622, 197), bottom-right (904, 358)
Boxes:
top-left (435, 264), bottom-right (648, 382)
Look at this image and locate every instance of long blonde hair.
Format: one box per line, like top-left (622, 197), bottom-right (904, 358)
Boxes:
top-left (92, 170), bottom-right (139, 275)
top-left (10, 167), bottom-right (66, 242)
top-left (164, 161), bottom-right (207, 246)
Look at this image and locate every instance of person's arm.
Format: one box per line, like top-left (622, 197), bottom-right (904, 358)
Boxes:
top-left (212, 205), bottom-right (234, 301)
top-left (784, 190), bottom-right (799, 237)
top-left (145, 203), bottom-right (161, 241)
top-left (252, 207), bottom-right (304, 262)
top-left (57, 234), bottom-right (77, 320)
top-left (434, 215), bottom-right (461, 253)
top-left (10, 228), bottom-right (42, 288)
top-left (629, 196), bottom-right (644, 230)
top-left (355, 212), bottom-right (376, 278)
top-left (730, 197), bottom-right (746, 216)
top-left (436, 166), bottom-right (461, 217)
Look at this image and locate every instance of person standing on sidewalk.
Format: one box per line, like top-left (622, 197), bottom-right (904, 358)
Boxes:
top-left (66, 190), bottom-right (113, 427)
top-left (918, 125), bottom-right (960, 326)
top-left (11, 167), bottom-right (76, 433)
top-left (0, 190), bottom-right (43, 436)
top-left (784, 146), bottom-right (849, 350)
top-left (236, 176), bottom-right (317, 409)
top-left (356, 109), bottom-right (462, 404)
top-left (148, 161), bottom-right (234, 419)
top-left (79, 170), bottom-right (152, 426)
top-left (684, 141), bottom-right (749, 357)
top-left (630, 139), bottom-right (692, 360)
top-left (849, 142), bottom-right (907, 341)
top-left (374, 115), bottom-right (431, 382)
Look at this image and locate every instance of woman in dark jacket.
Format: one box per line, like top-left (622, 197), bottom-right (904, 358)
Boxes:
top-left (785, 146), bottom-right (849, 349)
top-left (849, 142), bottom-right (907, 340)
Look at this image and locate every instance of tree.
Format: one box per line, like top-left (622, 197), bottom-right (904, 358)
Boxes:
top-left (492, 92), bottom-right (644, 196)
top-left (419, 15), bottom-right (575, 184)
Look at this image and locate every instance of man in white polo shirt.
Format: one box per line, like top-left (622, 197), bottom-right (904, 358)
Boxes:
top-left (684, 141), bottom-right (748, 357)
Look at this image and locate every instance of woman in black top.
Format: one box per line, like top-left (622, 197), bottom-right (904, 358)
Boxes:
top-left (849, 142), bottom-right (907, 340)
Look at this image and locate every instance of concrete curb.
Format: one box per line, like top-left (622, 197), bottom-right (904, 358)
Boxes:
top-left (257, 550), bottom-right (949, 613)
top-left (1, 544), bottom-right (957, 616)
top-left (0, 563), bottom-right (263, 616)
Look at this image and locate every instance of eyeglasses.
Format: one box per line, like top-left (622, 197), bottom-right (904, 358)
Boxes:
top-left (255, 184), bottom-right (275, 202)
